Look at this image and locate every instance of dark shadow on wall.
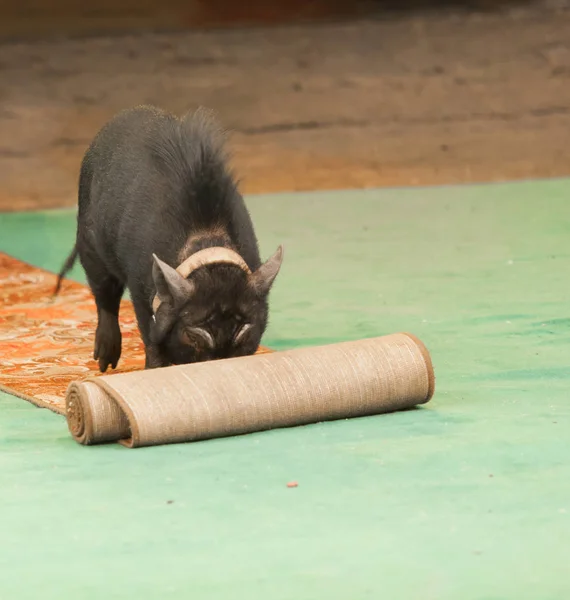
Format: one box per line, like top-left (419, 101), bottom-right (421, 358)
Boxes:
top-left (0, 0), bottom-right (542, 40)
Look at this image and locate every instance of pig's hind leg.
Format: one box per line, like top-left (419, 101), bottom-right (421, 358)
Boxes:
top-left (79, 246), bottom-right (125, 373)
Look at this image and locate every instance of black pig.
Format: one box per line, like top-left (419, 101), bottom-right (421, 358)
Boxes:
top-left (54, 105), bottom-right (283, 372)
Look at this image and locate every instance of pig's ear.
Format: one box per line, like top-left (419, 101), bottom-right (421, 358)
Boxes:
top-left (250, 245), bottom-right (284, 296)
top-left (152, 254), bottom-right (195, 306)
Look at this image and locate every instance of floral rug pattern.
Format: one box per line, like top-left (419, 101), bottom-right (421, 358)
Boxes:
top-left (0, 253), bottom-right (270, 414)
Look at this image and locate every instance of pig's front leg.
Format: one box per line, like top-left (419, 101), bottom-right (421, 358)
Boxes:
top-left (130, 294), bottom-right (169, 369)
top-left (81, 250), bottom-right (124, 373)
top-left (144, 343), bottom-right (169, 369)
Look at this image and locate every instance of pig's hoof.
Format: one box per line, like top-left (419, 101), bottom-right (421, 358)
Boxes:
top-left (94, 322), bottom-right (122, 373)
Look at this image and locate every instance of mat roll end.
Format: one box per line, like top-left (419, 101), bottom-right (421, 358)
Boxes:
top-left (66, 382), bottom-right (88, 443)
top-left (66, 380), bottom-right (131, 445)
top-left (401, 332), bottom-right (436, 404)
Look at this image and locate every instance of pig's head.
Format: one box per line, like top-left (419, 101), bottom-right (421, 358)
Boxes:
top-left (149, 246), bottom-right (283, 365)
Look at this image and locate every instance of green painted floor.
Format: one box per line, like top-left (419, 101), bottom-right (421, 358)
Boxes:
top-left (1, 180), bottom-right (570, 599)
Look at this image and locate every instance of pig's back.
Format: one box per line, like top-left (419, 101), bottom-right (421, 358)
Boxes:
top-left (77, 105), bottom-right (252, 281)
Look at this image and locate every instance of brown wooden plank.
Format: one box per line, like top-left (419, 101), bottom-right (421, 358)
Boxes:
top-left (1, 3), bottom-right (570, 211)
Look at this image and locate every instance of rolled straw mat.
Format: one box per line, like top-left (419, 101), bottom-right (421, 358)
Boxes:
top-left (65, 332), bottom-right (435, 448)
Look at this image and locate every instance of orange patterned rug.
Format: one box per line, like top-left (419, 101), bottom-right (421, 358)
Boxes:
top-left (0, 253), bottom-right (271, 415)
